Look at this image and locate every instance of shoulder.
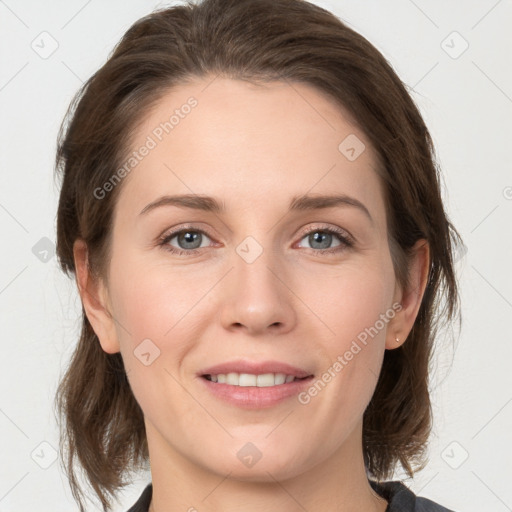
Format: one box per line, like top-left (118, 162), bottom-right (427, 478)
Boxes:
top-left (369, 479), bottom-right (457, 512)
top-left (126, 483), bottom-right (152, 512)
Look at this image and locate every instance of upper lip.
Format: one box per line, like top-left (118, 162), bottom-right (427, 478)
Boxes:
top-left (198, 359), bottom-right (313, 379)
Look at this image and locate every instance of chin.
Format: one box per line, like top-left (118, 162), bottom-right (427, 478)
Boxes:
top-left (194, 442), bottom-right (313, 483)
top-left (213, 460), bottom-right (302, 483)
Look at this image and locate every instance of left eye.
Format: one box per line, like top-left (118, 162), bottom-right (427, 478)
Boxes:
top-left (297, 229), bottom-right (346, 250)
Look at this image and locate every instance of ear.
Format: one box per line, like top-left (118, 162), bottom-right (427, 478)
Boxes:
top-left (386, 239), bottom-right (430, 350)
top-left (73, 239), bottom-right (120, 354)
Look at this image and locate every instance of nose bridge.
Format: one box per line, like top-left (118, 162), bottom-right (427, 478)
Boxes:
top-left (234, 241), bottom-right (278, 298)
top-left (233, 236), bottom-right (283, 305)
top-left (219, 234), bottom-right (296, 334)
top-left (231, 216), bottom-right (280, 286)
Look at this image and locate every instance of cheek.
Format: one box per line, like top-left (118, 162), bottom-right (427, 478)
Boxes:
top-left (306, 257), bottom-right (395, 346)
top-left (305, 259), bottom-right (394, 405)
top-left (109, 240), bottom-right (396, 362)
top-left (107, 262), bottom-right (204, 420)
top-left (108, 257), bottom-right (203, 343)
top-left (107, 256), bottom-right (219, 394)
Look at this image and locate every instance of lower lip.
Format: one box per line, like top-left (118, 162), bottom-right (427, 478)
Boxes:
top-left (199, 376), bottom-right (314, 409)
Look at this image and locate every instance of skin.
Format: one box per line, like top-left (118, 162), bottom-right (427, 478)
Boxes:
top-left (74, 76), bottom-right (429, 512)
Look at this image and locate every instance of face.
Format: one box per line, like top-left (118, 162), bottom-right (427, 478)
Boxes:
top-left (90, 77), bottom-right (407, 482)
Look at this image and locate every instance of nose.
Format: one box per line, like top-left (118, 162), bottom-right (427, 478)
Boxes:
top-left (219, 250), bottom-right (297, 337)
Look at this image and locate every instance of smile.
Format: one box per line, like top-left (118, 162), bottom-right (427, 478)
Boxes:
top-left (203, 372), bottom-right (308, 387)
top-left (200, 373), bottom-right (315, 409)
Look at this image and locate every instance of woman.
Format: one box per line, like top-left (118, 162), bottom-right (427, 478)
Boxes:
top-left (54, 0), bottom-right (462, 510)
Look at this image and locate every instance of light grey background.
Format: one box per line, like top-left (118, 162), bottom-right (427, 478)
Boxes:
top-left (1, 0), bottom-right (511, 510)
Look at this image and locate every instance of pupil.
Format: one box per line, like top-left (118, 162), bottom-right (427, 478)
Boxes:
top-left (310, 231), bottom-right (331, 249)
top-left (179, 231), bottom-right (201, 249)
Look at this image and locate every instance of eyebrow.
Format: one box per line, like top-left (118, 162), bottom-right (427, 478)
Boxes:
top-left (139, 193), bottom-right (373, 223)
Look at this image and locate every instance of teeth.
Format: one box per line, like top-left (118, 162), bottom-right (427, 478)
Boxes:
top-left (206, 372), bottom-right (300, 387)
top-left (273, 373), bottom-right (286, 385)
top-left (239, 373), bottom-right (257, 386)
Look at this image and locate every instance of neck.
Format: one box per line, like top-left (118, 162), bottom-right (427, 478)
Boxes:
top-left (145, 419), bottom-right (388, 512)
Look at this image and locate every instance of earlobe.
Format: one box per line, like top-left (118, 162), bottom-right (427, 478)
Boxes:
top-left (73, 239), bottom-right (120, 354)
top-left (386, 239), bottom-right (430, 350)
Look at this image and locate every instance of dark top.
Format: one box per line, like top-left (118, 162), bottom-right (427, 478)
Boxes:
top-left (127, 480), bottom-right (455, 511)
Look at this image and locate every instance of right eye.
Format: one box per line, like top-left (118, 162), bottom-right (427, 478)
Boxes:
top-left (159, 228), bottom-right (215, 255)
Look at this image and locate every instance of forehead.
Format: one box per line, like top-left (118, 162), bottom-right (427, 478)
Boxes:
top-left (115, 76), bottom-right (385, 222)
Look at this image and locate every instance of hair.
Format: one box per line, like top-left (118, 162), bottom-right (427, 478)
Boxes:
top-left (53, 0), bottom-right (463, 510)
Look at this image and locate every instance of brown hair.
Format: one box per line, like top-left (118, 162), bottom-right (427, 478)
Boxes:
top-left (53, 0), bottom-right (462, 510)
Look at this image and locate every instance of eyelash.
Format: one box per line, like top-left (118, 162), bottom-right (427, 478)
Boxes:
top-left (157, 224), bottom-right (354, 257)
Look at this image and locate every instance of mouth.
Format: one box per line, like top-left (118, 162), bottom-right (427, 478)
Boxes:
top-left (197, 361), bottom-right (315, 408)
top-left (202, 372), bottom-right (312, 387)
top-left (197, 359), bottom-right (314, 410)
top-left (198, 359), bottom-right (314, 385)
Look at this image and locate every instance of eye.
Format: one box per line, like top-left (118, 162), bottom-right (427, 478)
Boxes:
top-left (159, 228), bottom-right (214, 255)
top-left (157, 224), bottom-right (354, 256)
top-left (296, 226), bottom-right (354, 255)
